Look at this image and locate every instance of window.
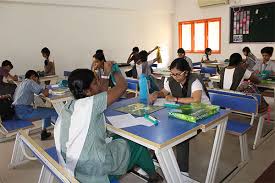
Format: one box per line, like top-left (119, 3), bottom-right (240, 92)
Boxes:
top-left (178, 18), bottom-right (221, 54)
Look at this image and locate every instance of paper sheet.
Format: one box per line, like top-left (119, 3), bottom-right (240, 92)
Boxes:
top-left (107, 114), bottom-right (154, 129)
top-left (153, 98), bottom-right (175, 107)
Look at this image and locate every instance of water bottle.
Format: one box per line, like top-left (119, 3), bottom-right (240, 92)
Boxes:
top-left (139, 74), bottom-right (149, 105)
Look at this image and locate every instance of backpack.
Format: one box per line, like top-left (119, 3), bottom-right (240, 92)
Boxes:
top-left (0, 95), bottom-right (15, 121)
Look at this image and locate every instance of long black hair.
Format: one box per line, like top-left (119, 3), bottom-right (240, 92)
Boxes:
top-left (229, 53), bottom-right (242, 67)
top-left (205, 48), bottom-right (212, 60)
top-left (68, 69), bottom-right (95, 99)
top-left (169, 58), bottom-right (191, 73)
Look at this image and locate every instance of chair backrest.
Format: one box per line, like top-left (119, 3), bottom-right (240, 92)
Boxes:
top-left (200, 67), bottom-right (217, 75)
top-left (126, 78), bottom-right (139, 96)
top-left (18, 130), bottom-right (79, 183)
top-left (208, 89), bottom-right (258, 115)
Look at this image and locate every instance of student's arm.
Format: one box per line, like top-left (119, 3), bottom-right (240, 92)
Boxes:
top-left (166, 90), bottom-right (202, 104)
top-left (29, 80), bottom-right (48, 96)
top-left (7, 73), bottom-right (18, 81)
top-left (149, 88), bottom-right (170, 104)
top-left (127, 53), bottom-right (134, 64)
top-left (148, 46), bottom-right (159, 55)
top-left (107, 71), bottom-right (127, 106)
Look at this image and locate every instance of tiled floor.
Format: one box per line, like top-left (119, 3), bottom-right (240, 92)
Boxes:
top-left (0, 97), bottom-right (274, 183)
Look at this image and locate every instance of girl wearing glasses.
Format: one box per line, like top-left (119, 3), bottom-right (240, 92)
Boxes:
top-left (149, 58), bottom-right (210, 176)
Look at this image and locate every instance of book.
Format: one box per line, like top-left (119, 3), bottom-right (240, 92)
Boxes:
top-left (168, 103), bottom-right (220, 123)
top-left (115, 103), bottom-right (163, 116)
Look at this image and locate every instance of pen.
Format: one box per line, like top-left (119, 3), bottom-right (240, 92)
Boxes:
top-left (144, 114), bottom-right (159, 126)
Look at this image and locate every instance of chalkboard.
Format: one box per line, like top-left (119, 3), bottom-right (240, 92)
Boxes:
top-left (230, 2), bottom-right (275, 43)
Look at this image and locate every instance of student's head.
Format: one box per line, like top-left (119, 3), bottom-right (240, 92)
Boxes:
top-left (205, 48), bottom-right (212, 55)
top-left (68, 69), bottom-right (101, 99)
top-left (92, 52), bottom-right (106, 70)
top-left (95, 49), bottom-right (106, 61)
top-left (229, 53), bottom-right (243, 67)
top-left (261, 47), bottom-right (274, 62)
top-left (41, 47), bottom-right (50, 59)
top-left (177, 48), bottom-right (185, 58)
top-left (132, 47), bottom-right (139, 54)
top-left (169, 58), bottom-right (191, 83)
top-left (242, 47), bottom-right (251, 56)
top-left (25, 70), bottom-right (39, 82)
top-left (1, 60), bottom-right (13, 72)
top-left (138, 50), bottom-right (148, 63)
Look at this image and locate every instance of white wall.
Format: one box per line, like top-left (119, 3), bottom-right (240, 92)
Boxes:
top-left (174, 0), bottom-right (275, 63)
top-left (0, 0), bottom-right (174, 76)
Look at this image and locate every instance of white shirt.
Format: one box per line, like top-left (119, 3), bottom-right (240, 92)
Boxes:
top-left (184, 56), bottom-right (193, 69)
top-left (202, 54), bottom-right (211, 61)
top-left (253, 60), bottom-right (275, 73)
top-left (163, 78), bottom-right (210, 104)
top-left (223, 68), bottom-right (252, 90)
top-left (136, 60), bottom-right (154, 78)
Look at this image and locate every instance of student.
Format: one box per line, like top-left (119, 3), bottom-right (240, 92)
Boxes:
top-left (54, 67), bottom-right (162, 183)
top-left (220, 53), bottom-right (259, 90)
top-left (136, 49), bottom-right (160, 78)
top-left (91, 52), bottom-right (121, 88)
top-left (0, 60), bottom-right (18, 95)
top-left (177, 48), bottom-right (193, 69)
top-left (41, 47), bottom-right (55, 76)
top-left (13, 70), bottom-right (58, 140)
top-left (149, 58), bottom-right (210, 175)
top-left (201, 48), bottom-right (217, 63)
top-left (126, 47), bottom-right (139, 78)
top-left (253, 47), bottom-right (275, 75)
top-left (242, 47), bottom-right (258, 71)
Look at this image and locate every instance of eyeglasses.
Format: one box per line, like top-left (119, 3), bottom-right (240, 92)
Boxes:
top-left (170, 72), bottom-right (185, 77)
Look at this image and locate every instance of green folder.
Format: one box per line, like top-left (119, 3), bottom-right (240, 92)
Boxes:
top-left (168, 103), bottom-right (220, 123)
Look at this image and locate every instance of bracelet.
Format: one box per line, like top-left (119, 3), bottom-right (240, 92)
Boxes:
top-left (101, 75), bottom-right (110, 79)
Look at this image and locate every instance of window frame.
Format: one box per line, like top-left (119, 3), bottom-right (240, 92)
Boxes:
top-left (178, 17), bottom-right (221, 54)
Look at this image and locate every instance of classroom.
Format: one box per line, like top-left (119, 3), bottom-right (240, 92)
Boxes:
top-left (0, 0), bottom-right (275, 183)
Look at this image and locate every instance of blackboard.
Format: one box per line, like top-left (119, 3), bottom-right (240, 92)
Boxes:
top-left (230, 2), bottom-right (275, 43)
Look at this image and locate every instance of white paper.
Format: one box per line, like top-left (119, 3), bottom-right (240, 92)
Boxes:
top-left (153, 98), bottom-right (175, 107)
top-left (107, 114), bottom-right (154, 129)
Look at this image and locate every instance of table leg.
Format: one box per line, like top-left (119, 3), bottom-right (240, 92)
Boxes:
top-left (205, 117), bottom-right (228, 183)
top-left (155, 148), bottom-right (182, 183)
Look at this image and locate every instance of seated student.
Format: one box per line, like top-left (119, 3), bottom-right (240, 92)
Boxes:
top-left (41, 47), bottom-right (55, 76)
top-left (91, 52), bottom-right (120, 87)
top-left (242, 47), bottom-right (258, 71)
top-left (126, 47), bottom-right (140, 78)
top-left (0, 60), bottom-right (18, 95)
top-left (149, 58), bottom-right (210, 175)
top-left (220, 53), bottom-right (259, 90)
top-left (13, 70), bottom-right (58, 140)
top-left (54, 67), bottom-right (163, 183)
top-left (177, 48), bottom-right (193, 69)
top-left (136, 50), bottom-right (161, 92)
top-left (201, 48), bottom-right (217, 63)
top-left (253, 46), bottom-right (275, 76)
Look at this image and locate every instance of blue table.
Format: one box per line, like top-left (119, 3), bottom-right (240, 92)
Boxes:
top-left (105, 98), bottom-right (230, 183)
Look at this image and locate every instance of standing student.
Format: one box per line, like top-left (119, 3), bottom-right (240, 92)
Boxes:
top-left (220, 53), bottom-right (259, 90)
top-left (201, 48), bottom-right (217, 63)
top-left (177, 48), bottom-right (193, 69)
top-left (13, 70), bottom-right (58, 140)
top-left (242, 47), bottom-right (258, 71)
top-left (149, 58), bottom-right (210, 175)
top-left (0, 60), bottom-right (18, 95)
top-left (54, 67), bottom-right (162, 183)
top-left (253, 47), bottom-right (275, 75)
top-left (41, 47), bottom-right (55, 76)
